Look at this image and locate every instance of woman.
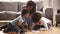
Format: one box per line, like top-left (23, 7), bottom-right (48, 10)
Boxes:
top-left (22, 1), bottom-right (36, 15)
top-left (26, 1), bottom-right (36, 15)
top-left (25, 1), bottom-right (36, 30)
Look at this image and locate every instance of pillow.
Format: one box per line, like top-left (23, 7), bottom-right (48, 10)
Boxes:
top-left (5, 11), bottom-right (17, 20)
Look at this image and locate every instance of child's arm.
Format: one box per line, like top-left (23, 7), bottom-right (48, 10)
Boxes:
top-left (40, 20), bottom-right (48, 30)
top-left (40, 20), bottom-right (45, 25)
top-left (16, 21), bottom-right (21, 26)
top-left (41, 17), bottom-right (52, 29)
top-left (11, 15), bottom-right (21, 23)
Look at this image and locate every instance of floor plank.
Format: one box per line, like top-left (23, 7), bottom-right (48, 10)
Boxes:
top-left (25, 26), bottom-right (60, 34)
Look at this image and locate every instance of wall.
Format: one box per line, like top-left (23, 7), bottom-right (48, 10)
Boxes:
top-left (53, 0), bottom-right (58, 24)
top-left (0, 0), bottom-right (30, 2)
top-left (43, 0), bottom-right (58, 24)
top-left (57, 0), bottom-right (60, 9)
top-left (43, 0), bottom-right (53, 8)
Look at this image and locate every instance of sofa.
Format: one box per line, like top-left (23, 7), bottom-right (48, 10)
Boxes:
top-left (45, 8), bottom-right (53, 25)
top-left (56, 13), bottom-right (60, 26)
top-left (0, 1), bottom-right (44, 20)
top-left (55, 9), bottom-right (60, 27)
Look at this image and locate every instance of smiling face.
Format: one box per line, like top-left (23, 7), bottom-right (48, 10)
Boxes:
top-left (27, 6), bottom-right (33, 11)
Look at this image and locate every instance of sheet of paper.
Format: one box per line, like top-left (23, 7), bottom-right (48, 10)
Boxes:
top-left (40, 28), bottom-right (47, 31)
top-left (31, 30), bottom-right (39, 33)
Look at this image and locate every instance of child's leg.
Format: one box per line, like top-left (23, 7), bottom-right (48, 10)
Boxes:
top-left (0, 23), bottom-right (9, 30)
top-left (2, 23), bottom-right (19, 33)
top-left (47, 23), bottom-right (51, 29)
top-left (33, 25), bottom-right (45, 30)
top-left (8, 23), bottom-right (19, 30)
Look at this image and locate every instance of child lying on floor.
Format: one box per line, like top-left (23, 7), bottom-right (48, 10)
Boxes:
top-left (0, 8), bottom-right (30, 34)
top-left (31, 12), bottom-right (51, 31)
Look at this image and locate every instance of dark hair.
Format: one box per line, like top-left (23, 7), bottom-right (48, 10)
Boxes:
top-left (27, 1), bottom-right (36, 15)
top-left (32, 13), bottom-right (42, 23)
top-left (22, 8), bottom-right (30, 16)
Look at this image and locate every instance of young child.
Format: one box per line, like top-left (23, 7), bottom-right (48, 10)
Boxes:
top-left (0, 8), bottom-right (30, 34)
top-left (31, 12), bottom-right (43, 30)
top-left (32, 13), bottom-right (50, 30)
top-left (31, 12), bottom-right (51, 31)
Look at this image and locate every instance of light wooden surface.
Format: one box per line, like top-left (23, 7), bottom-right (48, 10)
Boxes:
top-left (0, 20), bottom-right (12, 23)
top-left (25, 26), bottom-right (60, 34)
top-left (0, 26), bottom-right (60, 34)
top-left (0, 31), bottom-right (6, 34)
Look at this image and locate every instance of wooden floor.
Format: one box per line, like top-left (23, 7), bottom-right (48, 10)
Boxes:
top-left (0, 20), bottom-right (60, 34)
top-left (0, 26), bottom-right (60, 34)
top-left (25, 26), bottom-right (60, 34)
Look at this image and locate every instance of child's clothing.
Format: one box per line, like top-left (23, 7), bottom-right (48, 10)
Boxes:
top-left (11, 15), bottom-right (25, 25)
top-left (33, 25), bottom-right (45, 30)
top-left (0, 15), bottom-right (27, 33)
top-left (40, 17), bottom-right (51, 29)
top-left (32, 17), bottom-right (51, 30)
top-left (0, 23), bottom-right (19, 33)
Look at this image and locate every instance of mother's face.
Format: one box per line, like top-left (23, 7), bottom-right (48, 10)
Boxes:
top-left (27, 6), bottom-right (33, 11)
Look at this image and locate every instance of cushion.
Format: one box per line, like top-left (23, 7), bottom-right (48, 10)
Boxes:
top-left (56, 13), bottom-right (60, 21)
top-left (36, 1), bottom-right (43, 11)
top-left (18, 2), bottom-right (26, 11)
top-left (0, 12), bottom-right (7, 20)
top-left (0, 2), bottom-right (18, 12)
top-left (5, 11), bottom-right (17, 20)
top-left (36, 11), bottom-right (45, 17)
top-left (45, 8), bottom-right (53, 20)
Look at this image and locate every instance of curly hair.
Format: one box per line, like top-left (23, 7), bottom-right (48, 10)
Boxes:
top-left (32, 13), bottom-right (42, 23)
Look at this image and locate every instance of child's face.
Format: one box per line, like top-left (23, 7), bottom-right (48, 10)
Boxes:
top-left (24, 13), bottom-right (29, 19)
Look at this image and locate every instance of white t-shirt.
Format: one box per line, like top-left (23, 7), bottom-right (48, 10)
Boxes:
top-left (40, 17), bottom-right (51, 30)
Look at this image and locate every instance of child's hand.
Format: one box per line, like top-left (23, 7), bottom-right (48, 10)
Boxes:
top-left (21, 23), bottom-right (25, 29)
top-left (16, 21), bottom-right (20, 26)
top-left (28, 27), bottom-right (33, 31)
